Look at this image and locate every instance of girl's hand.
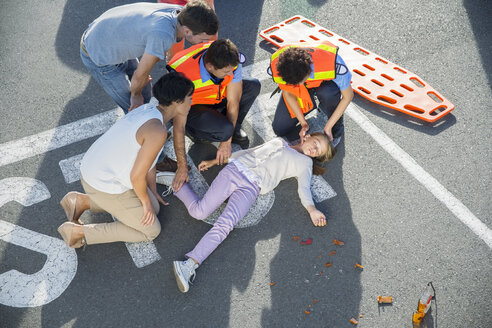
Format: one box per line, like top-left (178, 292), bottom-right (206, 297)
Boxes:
top-left (309, 209), bottom-right (326, 227)
top-left (198, 160), bottom-right (214, 171)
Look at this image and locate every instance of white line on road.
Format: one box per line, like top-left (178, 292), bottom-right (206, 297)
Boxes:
top-left (0, 178), bottom-right (77, 307)
top-left (111, 215), bottom-right (162, 268)
top-left (59, 153), bottom-right (84, 184)
top-left (346, 104), bottom-right (492, 249)
top-left (0, 108), bottom-right (124, 168)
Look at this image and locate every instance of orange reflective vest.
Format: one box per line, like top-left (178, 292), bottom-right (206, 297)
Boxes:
top-left (270, 41), bottom-right (338, 118)
top-left (168, 42), bottom-right (236, 105)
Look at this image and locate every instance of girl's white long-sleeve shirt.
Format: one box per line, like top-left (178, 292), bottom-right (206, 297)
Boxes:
top-left (229, 137), bottom-right (314, 209)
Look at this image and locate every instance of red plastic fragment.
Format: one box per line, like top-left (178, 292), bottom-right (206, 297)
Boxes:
top-left (300, 238), bottom-right (312, 245)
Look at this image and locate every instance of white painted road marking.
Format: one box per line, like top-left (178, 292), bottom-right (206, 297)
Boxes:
top-left (59, 153), bottom-right (84, 184)
top-left (0, 178), bottom-right (77, 307)
top-left (111, 215), bottom-right (162, 268)
top-left (0, 108), bottom-right (124, 168)
top-left (346, 104), bottom-right (492, 249)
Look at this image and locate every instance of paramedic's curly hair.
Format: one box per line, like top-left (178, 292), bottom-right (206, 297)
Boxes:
top-left (276, 47), bottom-right (312, 85)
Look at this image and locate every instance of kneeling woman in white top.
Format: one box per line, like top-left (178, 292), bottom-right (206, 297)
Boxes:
top-left (57, 72), bottom-right (194, 248)
top-left (171, 132), bottom-right (335, 292)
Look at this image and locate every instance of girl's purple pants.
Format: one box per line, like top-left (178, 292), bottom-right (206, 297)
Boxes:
top-left (174, 163), bottom-right (260, 264)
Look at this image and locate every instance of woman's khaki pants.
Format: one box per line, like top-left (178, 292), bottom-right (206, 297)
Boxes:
top-left (81, 179), bottom-right (161, 245)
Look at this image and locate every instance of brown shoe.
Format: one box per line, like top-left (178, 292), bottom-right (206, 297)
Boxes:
top-left (60, 192), bottom-right (84, 225)
top-left (156, 156), bottom-right (190, 172)
top-left (57, 222), bottom-right (86, 248)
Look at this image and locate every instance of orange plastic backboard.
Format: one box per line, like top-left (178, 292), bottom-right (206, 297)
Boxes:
top-left (260, 16), bottom-right (454, 122)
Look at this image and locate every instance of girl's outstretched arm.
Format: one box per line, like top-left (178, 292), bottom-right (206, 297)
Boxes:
top-left (198, 158), bottom-right (228, 171)
top-left (306, 204), bottom-right (327, 227)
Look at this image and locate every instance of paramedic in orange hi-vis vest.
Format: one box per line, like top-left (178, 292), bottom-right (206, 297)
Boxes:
top-left (270, 41), bottom-right (354, 148)
top-left (166, 39), bottom-right (261, 190)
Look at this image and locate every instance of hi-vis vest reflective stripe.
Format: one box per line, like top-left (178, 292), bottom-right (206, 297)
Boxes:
top-left (270, 41), bottom-right (338, 118)
top-left (169, 42), bottom-right (235, 105)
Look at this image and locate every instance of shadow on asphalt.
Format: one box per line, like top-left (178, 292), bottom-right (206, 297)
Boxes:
top-left (214, 0), bottom-right (265, 62)
top-left (464, 0), bottom-right (492, 93)
top-left (261, 140), bottom-right (362, 326)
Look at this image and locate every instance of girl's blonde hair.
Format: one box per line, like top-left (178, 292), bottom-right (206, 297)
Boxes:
top-left (310, 132), bottom-right (336, 175)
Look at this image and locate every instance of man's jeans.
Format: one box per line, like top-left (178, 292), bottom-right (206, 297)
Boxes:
top-left (80, 48), bottom-right (151, 114)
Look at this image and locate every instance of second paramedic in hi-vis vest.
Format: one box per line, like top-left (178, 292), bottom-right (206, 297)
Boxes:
top-left (270, 41), bottom-right (354, 148)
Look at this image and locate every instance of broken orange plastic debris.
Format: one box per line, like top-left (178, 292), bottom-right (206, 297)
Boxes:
top-left (354, 263), bottom-right (364, 269)
top-left (305, 310), bottom-right (311, 314)
top-left (325, 262), bottom-right (332, 267)
top-left (378, 296), bottom-right (393, 304)
top-left (293, 236), bottom-right (300, 242)
top-left (412, 311), bottom-right (425, 325)
top-left (349, 318), bottom-right (359, 325)
top-left (270, 282), bottom-right (277, 286)
top-left (333, 239), bottom-right (345, 246)
top-left (329, 250), bottom-right (336, 256)
top-left (260, 16), bottom-right (454, 122)
top-left (313, 299), bottom-right (318, 303)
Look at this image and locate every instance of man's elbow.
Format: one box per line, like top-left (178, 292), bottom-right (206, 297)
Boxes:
top-left (343, 87), bottom-right (354, 102)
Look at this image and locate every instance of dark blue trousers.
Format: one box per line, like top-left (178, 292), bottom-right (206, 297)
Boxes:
top-left (272, 80), bottom-right (344, 138)
top-left (185, 78), bottom-right (261, 142)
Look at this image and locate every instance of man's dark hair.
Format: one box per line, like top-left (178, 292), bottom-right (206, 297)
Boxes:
top-left (203, 39), bottom-right (239, 69)
top-left (152, 72), bottom-right (194, 107)
top-left (276, 48), bottom-right (313, 85)
top-left (177, 0), bottom-right (218, 36)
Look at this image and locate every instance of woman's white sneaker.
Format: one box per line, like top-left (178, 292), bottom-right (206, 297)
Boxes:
top-left (156, 171), bottom-right (175, 186)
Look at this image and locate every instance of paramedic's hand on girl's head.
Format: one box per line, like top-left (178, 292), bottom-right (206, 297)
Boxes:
top-left (299, 122), bottom-right (309, 145)
top-left (309, 209), bottom-right (327, 227)
top-left (323, 123), bottom-right (334, 142)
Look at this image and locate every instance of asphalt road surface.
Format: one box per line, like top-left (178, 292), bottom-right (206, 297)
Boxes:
top-left (1, 0), bottom-right (491, 327)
